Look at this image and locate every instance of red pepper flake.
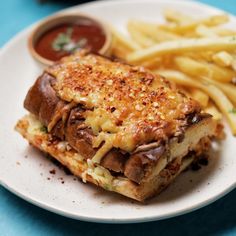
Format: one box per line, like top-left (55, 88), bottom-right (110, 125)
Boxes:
top-left (110, 107), bottom-right (116, 112)
top-left (49, 169), bottom-right (56, 175)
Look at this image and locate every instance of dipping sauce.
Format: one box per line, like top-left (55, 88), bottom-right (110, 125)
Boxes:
top-left (35, 19), bottom-right (106, 61)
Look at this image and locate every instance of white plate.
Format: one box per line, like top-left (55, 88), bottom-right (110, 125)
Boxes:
top-left (0, 0), bottom-right (236, 223)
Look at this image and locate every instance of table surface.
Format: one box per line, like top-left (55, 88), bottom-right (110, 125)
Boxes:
top-left (1, 0), bottom-right (236, 235)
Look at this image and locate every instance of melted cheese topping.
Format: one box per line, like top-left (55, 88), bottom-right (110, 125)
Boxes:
top-left (46, 52), bottom-right (201, 162)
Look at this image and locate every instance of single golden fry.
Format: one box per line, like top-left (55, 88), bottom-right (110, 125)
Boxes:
top-left (110, 35), bottom-right (132, 58)
top-left (195, 25), bottom-right (219, 38)
top-left (128, 20), bottom-right (181, 42)
top-left (127, 36), bottom-right (236, 63)
top-left (163, 9), bottom-right (194, 24)
top-left (155, 69), bottom-right (236, 135)
top-left (195, 25), bottom-right (236, 38)
top-left (174, 56), bottom-right (235, 83)
top-left (127, 21), bottom-right (156, 47)
top-left (203, 14), bottom-right (229, 26)
top-left (200, 77), bottom-right (236, 105)
top-left (111, 44), bottom-right (129, 59)
top-left (211, 27), bottom-right (236, 36)
top-left (232, 56), bottom-right (236, 71)
top-left (174, 56), bottom-right (208, 77)
top-left (204, 102), bottom-right (223, 121)
top-left (212, 51), bottom-right (234, 67)
top-left (183, 52), bottom-right (214, 62)
top-left (213, 53), bottom-right (236, 72)
top-left (111, 27), bottom-right (141, 51)
top-left (160, 14), bottom-right (229, 34)
top-left (139, 57), bottom-right (163, 69)
top-left (188, 88), bottom-right (209, 108)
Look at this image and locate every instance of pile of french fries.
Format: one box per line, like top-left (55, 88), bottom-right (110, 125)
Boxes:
top-left (111, 9), bottom-right (236, 135)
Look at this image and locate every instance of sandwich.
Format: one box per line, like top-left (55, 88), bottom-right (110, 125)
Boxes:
top-left (15, 51), bottom-right (217, 201)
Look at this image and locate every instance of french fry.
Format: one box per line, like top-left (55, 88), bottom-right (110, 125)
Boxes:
top-left (127, 36), bottom-right (236, 63)
top-left (160, 14), bottom-right (229, 34)
top-left (212, 53), bottom-right (236, 72)
top-left (111, 44), bottom-right (129, 59)
top-left (204, 102), bottom-right (223, 121)
top-left (127, 22), bottom-right (156, 47)
top-left (155, 69), bottom-right (236, 135)
top-left (174, 56), bottom-right (207, 77)
top-left (211, 27), bottom-right (236, 36)
top-left (212, 51), bottom-right (234, 67)
top-left (188, 88), bottom-right (209, 108)
top-left (110, 35), bottom-right (132, 58)
top-left (232, 56), bottom-right (236, 71)
top-left (183, 52), bottom-right (214, 62)
top-left (203, 14), bottom-right (229, 26)
top-left (111, 27), bottom-right (141, 51)
top-left (195, 25), bottom-right (236, 38)
top-left (128, 20), bottom-right (181, 42)
top-left (139, 57), bottom-right (163, 69)
top-left (163, 9), bottom-right (194, 24)
top-left (174, 56), bottom-right (235, 83)
top-left (200, 77), bottom-right (236, 105)
top-left (195, 25), bottom-right (219, 38)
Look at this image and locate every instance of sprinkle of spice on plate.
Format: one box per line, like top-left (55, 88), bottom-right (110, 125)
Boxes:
top-left (49, 169), bottom-right (56, 175)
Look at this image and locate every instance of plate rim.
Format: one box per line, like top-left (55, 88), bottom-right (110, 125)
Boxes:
top-left (1, 177), bottom-right (236, 223)
top-left (1, 0), bottom-right (236, 223)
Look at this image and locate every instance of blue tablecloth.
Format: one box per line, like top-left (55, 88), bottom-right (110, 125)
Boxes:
top-left (1, 0), bottom-right (236, 235)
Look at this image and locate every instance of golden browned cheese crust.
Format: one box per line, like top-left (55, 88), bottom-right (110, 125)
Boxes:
top-left (46, 51), bottom-right (201, 156)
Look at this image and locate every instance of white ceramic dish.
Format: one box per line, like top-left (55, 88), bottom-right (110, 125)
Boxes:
top-left (0, 0), bottom-right (236, 223)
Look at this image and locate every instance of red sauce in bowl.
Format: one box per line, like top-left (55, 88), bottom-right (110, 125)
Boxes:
top-left (35, 19), bottom-right (106, 61)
